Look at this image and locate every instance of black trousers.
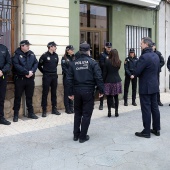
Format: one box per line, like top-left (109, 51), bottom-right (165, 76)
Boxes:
top-left (41, 74), bottom-right (57, 110)
top-left (13, 76), bottom-right (34, 114)
top-left (124, 76), bottom-right (137, 102)
top-left (107, 95), bottom-right (118, 110)
top-left (63, 77), bottom-right (73, 111)
top-left (139, 93), bottom-right (160, 134)
top-left (0, 76), bottom-right (7, 118)
top-left (74, 90), bottom-right (94, 140)
top-left (157, 74), bottom-right (161, 103)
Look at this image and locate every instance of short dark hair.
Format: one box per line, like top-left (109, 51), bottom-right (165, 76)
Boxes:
top-left (142, 37), bottom-right (153, 47)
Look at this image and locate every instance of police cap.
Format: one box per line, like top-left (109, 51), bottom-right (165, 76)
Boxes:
top-left (129, 48), bottom-right (135, 53)
top-left (66, 45), bottom-right (74, 51)
top-left (105, 42), bottom-right (112, 47)
top-left (79, 42), bottom-right (90, 52)
top-left (20, 40), bottom-right (32, 46)
top-left (47, 41), bottom-right (58, 47)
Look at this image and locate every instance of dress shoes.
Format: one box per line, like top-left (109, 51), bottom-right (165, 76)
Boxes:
top-left (0, 117), bottom-right (11, 125)
top-left (79, 135), bottom-right (90, 143)
top-left (42, 110), bottom-right (46, 117)
top-left (52, 107), bottom-right (61, 115)
top-left (99, 105), bottom-right (103, 110)
top-left (13, 116), bottom-right (18, 122)
top-left (132, 102), bottom-right (137, 106)
top-left (135, 132), bottom-right (150, 138)
top-left (124, 102), bottom-right (128, 106)
top-left (28, 113), bottom-right (38, 119)
top-left (73, 136), bottom-right (79, 141)
top-left (151, 129), bottom-right (160, 136)
top-left (158, 101), bottom-right (163, 106)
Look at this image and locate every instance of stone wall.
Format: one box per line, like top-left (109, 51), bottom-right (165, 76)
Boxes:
top-left (4, 84), bottom-right (64, 118)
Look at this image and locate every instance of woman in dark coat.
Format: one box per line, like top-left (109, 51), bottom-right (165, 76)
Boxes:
top-left (103, 49), bottom-right (122, 117)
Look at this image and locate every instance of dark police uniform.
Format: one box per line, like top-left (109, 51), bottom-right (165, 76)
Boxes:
top-left (67, 43), bottom-right (104, 143)
top-left (38, 41), bottom-right (60, 116)
top-left (61, 46), bottom-right (75, 114)
top-left (134, 47), bottom-right (160, 137)
top-left (124, 48), bottom-right (138, 106)
top-left (12, 40), bottom-right (38, 121)
top-left (0, 43), bottom-right (11, 125)
top-left (98, 42), bottom-right (114, 110)
top-left (154, 49), bottom-right (165, 106)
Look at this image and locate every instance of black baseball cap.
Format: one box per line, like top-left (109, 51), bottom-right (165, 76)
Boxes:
top-left (20, 40), bottom-right (32, 46)
top-left (79, 42), bottom-right (90, 52)
top-left (47, 41), bottom-right (58, 47)
top-left (129, 48), bottom-right (135, 53)
top-left (105, 42), bottom-right (112, 47)
top-left (66, 45), bottom-right (74, 51)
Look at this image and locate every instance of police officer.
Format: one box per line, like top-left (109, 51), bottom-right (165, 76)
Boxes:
top-left (152, 43), bottom-right (165, 106)
top-left (98, 42), bottom-right (114, 110)
top-left (0, 34), bottom-right (11, 125)
top-left (124, 48), bottom-right (138, 106)
top-left (12, 40), bottom-right (38, 122)
top-left (38, 41), bottom-right (61, 117)
top-left (67, 42), bottom-right (104, 143)
top-left (61, 45), bottom-right (75, 114)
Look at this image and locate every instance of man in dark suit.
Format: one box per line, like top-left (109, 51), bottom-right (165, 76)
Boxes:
top-left (134, 37), bottom-right (160, 138)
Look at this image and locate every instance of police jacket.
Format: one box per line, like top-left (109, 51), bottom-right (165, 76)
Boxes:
top-left (67, 53), bottom-right (104, 95)
top-left (99, 50), bottom-right (109, 72)
top-left (12, 47), bottom-right (38, 76)
top-left (38, 51), bottom-right (59, 74)
top-left (134, 47), bottom-right (159, 95)
top-left (61, 54), bottom-right (74, 77)
top-left (124, 56), bottom-right (138, 77)
top-left (154, 50), bottom-right (165, 72)
top-left (0, 44), bottom-right (11, 75)
top-left (167, 55), bottom-right (170, 71)
top-left (103, 59), bottom-right (122, 83)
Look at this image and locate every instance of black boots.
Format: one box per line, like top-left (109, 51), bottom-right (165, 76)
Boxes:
top-left (28, 113), bottom-right (38, 119)
top-left (0, 117), bottom-right (11, 125)
top-left (108, 109), bottom-right (111, 118)
top-left (13, 112), bottom-right (18, 122)
top-left (42, 109), bottom-right (46, 117)
top-left (115, 109), bottom-right (119, 117)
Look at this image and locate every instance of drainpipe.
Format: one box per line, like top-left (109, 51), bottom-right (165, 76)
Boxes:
top-left (22, 0), bottom-right (27, 116)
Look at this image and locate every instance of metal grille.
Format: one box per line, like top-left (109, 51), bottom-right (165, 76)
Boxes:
top-left (0, 0), bottom-right (16, 53)
top-left (126, 25), bottom-right (151, 58)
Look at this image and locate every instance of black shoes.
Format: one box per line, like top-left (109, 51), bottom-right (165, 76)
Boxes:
top-left (151, 129), bottom-right (160, 136)
top-left (28, 113), bottom-right (38, 119)
top-left (73, 136), bottom-right (79, 141)
top-left (42, 110), bottom-right (46, 117)
top-left (135, 132), bottom-right (150, 138)
top-left (108, 111), bottom-right (111, 118)
top-left (158, 101), bottom-right (163, 106)
top-left (99, 105), bottom-right (103, 110)
top-left (79, 135), bottom-right (90, 143)
top-left (52, 107), bottom-right (61, 115)
top-left (115, 110), bottom-right (119, 117)
top-left (13, 116), bottom-right (18, 122)
top-left (124, 102), bottom-right (128, 106)
top-left (0, 117), bottom-right (11, 125)
top-left (65, 110), bottom-right (72, 114)
top-left (132, 102), bottom-right (137, 106)
top-left (70, 109), bottom-right (74, 113)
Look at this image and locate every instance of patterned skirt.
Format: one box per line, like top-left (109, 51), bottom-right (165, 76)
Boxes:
top-left (104, 82), bottom-right (122, 96)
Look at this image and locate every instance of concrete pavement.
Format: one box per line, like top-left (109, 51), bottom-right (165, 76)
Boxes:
top-left (0, 93), bottom-right (170, 170)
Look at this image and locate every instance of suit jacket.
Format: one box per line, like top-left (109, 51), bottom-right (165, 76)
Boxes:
top-left (134, 47), bottom-right (159, 94)
top-left (103, 59), bottom-right (122, 83)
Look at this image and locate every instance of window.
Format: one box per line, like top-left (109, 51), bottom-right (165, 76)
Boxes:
top-left (126, 25), bottom-right (151, 57)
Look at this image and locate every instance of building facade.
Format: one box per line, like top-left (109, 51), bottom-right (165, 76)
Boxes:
top-left (1, 0), bottom-right (168, 118)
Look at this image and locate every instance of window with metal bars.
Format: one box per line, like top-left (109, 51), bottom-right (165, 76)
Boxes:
top-left (126, 25), bottom-right (151, 57)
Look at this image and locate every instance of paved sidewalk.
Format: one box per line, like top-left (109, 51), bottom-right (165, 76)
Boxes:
top-left (0, 93), bottom-right (170, 170)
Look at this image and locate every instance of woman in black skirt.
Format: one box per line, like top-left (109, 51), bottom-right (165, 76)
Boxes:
top-left (103, 49), bottom-right (122, 117)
